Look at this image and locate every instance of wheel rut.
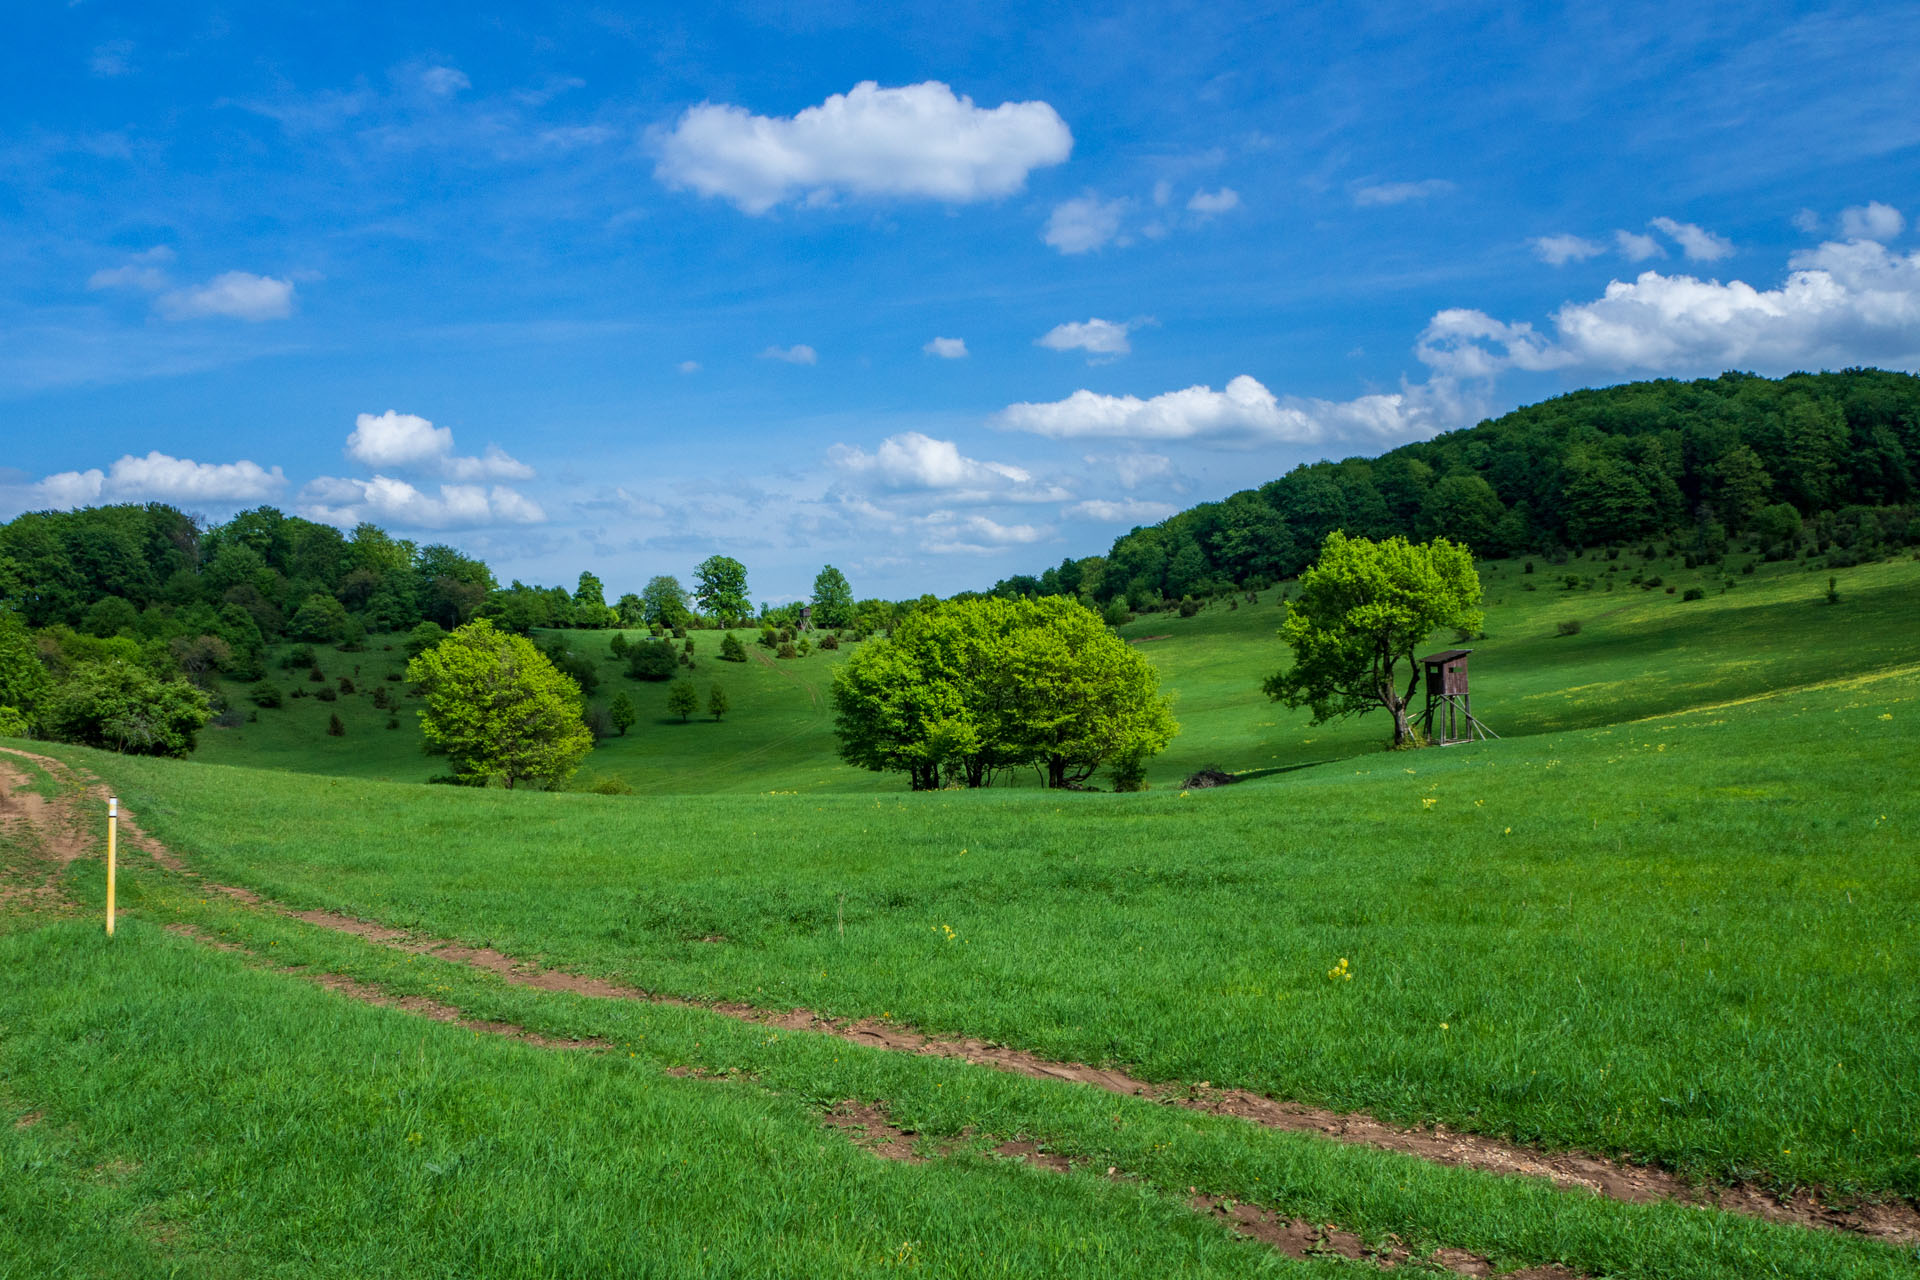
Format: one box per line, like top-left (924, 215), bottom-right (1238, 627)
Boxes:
top-left (4, 745), bottom-right (1915, 1254)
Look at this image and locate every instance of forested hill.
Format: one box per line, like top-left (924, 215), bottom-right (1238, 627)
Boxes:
top-left (992, 369), bottom-right (1920, 608)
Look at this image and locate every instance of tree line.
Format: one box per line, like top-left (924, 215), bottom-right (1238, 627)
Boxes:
top-left (991, 369), bottom-right (1920, 611)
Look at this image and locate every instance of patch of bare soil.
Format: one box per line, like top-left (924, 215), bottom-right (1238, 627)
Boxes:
top-left (21, 751), bottom-right (1913, 1250)
top-left (824, 1097), bottom-right (1577, 1277)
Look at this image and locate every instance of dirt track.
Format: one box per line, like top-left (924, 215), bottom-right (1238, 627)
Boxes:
top-left (4, 744), bottom-right (1916, 1259)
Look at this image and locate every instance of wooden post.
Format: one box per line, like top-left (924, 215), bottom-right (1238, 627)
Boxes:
top-left (105, 796), bottom-right (117, 937)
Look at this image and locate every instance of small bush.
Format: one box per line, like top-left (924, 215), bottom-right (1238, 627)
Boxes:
top-left (776, 642), bottom-right (798, 659)
top-left (250, 682), bottom-right (284, 709)
top-left (609, 633), bottom-right (630, 659)
top-left (1522, 561), bottom-right (1534, 574)
top-left (1178, 595), bottom-right (1200, 618)
top-left (1556, 619), bottom-right (1582, 636)
top-left (338, 677), bottom-right (356, 695)
top-left (672, 626), bottom-right (687, 640)
top-left (759, 627), bottom-right (779, 650)
top-left (683, 638), bottom-right (695, 654)
top-left (284, 645), bottom-right (317, 670)
top-left (1826, 576), bottom-right (1841, 605)
top-left (1665, 586), bottom-right (1676, 594)
top-left (326, 713), bottom-right (345, 737)
top-left (1109, 748), bottom-right (1148, 793)
top-left (719, 633), bottom-right (748, 662)
top-left (583, 774), bottom-right (634, 796)
top-left (385, 671), bottom-right (403, 681)
top-left (1682, 586), bottom-right (1705, 601)
top-left (625, 639), bottom-right (680, 681)
top-left (818, 632), bottom-right (840, 650)
top-left (386, 715), bottom-right (400, 730)
top-left (315, 685), bottom-right (337, 702)
top-left (291, 687), bottom-right (308, 699)
top-left (1642, 575), bottom-right (1664, 589)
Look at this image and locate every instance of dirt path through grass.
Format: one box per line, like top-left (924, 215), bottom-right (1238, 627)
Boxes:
top-left (8, 744), bottom-right (1911, 1252)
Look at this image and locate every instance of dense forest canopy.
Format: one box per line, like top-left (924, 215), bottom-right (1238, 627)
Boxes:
top-left (988, 369), bottom-right (1920, 608)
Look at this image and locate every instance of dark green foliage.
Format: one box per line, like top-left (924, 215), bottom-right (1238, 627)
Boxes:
top-left (818, 632), bottom-right (839, 650)
top-left (609, 691), bottom-right (636, 736)
top-left (307, 666), bottom-right (325, 683)
top-left (990, 370), bottom-right (1920, 606)
top-left (326, 713), bottom-right (345, 737)
top-left (250, 682), bottom-right (284, 709)
top-left (707, 684), bottom-right (729, 721)
top-left (1558, 619), bottom-right (1583, 636)
top-left (404, 621), bottom-right (449, 659)
top-left (284, 645), bottom-right (317, 670)
top-left (315, 686), bottom-right (337, 703)
top-left (1827, 576), bottom-right (1842, 605)
top-left (624, 639), bottom-right (679, 682)
top-left (608, 632), bottom-right (630, 659)
top-left (338, 677), bottom-right (355, 696)
top-left (719, 633), bottom-right (747, 662)
top-left (758, 627), bottom-right (778, 650)
top-left (666, 679), bottom-right (699, 722)
top-left (1177, 595), bottom-right (1199, 618)
top-left (1108, 746), bottom-right (1148, 792)
top-left (775, 642), bottom-right (798, 659)
top-left (1683, 587), bottom-right (1706, 601)
top-left (539, 641), bottom-right (600, 696)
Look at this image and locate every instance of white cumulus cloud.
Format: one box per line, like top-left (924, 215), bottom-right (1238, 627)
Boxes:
top-left (36, 452), bottom-right (286, 508)
top-left (652, 80), bottom-right (1072, 214)
top-left (1415, 236), bottom-right (1920, 379)
top-left (299, 475), bottom-right (545, 529)
top-left (1038, 318), bottom-right (1136, 358)
top-left (345, 410), bottom-right (534, 481)
top-left (760, 343), bottom-right (817, 365)
top-left (1650, 217), bottom-right (1735, 262)
top-left (923, 336), bottom-right (968, 359)
top-left (1531, 234), bottom-right (1606, 266)
top-left (996, 376), bottom-right (1462, 450)
top-left (87, 246), bottom-right (174, 293)
top-left (1043, 194), bottom-right (1127, 254)
top-left (925, 514), bottom-right (1051, 553)
top-left (156, 272), bottom-right (295, 322)
top-left (1840, 201), bottom-right (1905, 241)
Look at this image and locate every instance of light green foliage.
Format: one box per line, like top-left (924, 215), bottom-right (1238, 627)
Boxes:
top-left (707, 683), bottom-right (729, 721)
top-left (608, 691), bottom-right (636, 737)
top-left (832, 596), bottom-right (1176, 789)
top-left (810, 564), bottom-right (854, 628)
top-left (39, 660), bottom-right (211, 757)
top-left (0, 705), bottom-right (27, 736)
top-left (1265, 533), bottom-right (1482, 745)
top-left (405, 619), bottom-right (591, 790)
top-left (639, 575), bottom-right (692, 628)
top-left (666, 679), bottom-right (698, 722)
top-left (692, 556), bottom-right (749, 623)
top-left (0, 612), bottom-right (49, 718)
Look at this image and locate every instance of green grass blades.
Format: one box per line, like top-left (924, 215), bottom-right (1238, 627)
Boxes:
top-left (0, 920), bottom-right (1356, 1279)
top-left (52, 661), bottom-right (1920, 1202)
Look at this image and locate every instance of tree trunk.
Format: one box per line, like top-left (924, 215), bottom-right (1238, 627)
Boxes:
top-left (1046, 755), bottom-right (1067, 789)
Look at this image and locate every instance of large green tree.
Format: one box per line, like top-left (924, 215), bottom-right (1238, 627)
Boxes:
top-left (831, 596), bottom-right (1176, 790)
top-left (406, 619), bottom-right (593, 789)
top-left (692, 557), bottom-right (750, 624)
top-left (1263, 532), bottom-right (1482, 747)
top-left (640, 575), bottom-right (693, 628)
top-left (810, 565), bottom-right (854, 628)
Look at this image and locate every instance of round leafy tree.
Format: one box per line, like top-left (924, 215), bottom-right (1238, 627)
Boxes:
top-left (1263, 532), bottom-right (1482, 747)
top-left (666, 679), bottom-right (699, 722)
top-left (625, 638), bottom-right (680, 681)
top-left (39, 660), bottom-right (212, 757)
top-left (406, 619), bottom-right (592, 789)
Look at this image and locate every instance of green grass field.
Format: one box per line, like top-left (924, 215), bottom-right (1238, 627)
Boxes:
top-left (194, 549), bottom-right (1920, 795)
top-left (7, 547), bottom-right (1919, 1277)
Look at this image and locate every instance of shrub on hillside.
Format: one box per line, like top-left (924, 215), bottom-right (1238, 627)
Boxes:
top-left (404, 621), bottom-right (448, 659)
top-left (818, 632), bottom-right (840, 650)
top-left (284, 645), bottom-right (317, 670)
top-left (1557, 619), bottom-right (1583, 636)
top-left (1683, 587), bottom-right (1706, 601)
top-left (338, 677), bottom-right (355, 695)
top-left (625, 638), bottom-right (679, 681)
top-left (1178, 595), bottom-right (1199, 618)
top-left (326, 713), bottom-right (345, 737)
top-left (719, 633), bottom-right (747, 662)
top-left (1108, 747), bottom-right (1149, 793)
top-left (667, 679), bottom-right (699, 722)
top-left (609, 633), bottom-right (630, 659)
top-left (39, 661), bottom-right (211, 757)
top-left (308, 666), bottom-right (326, 683)
top-left (776, 642), bottom-right (798, 659)
top-left (315, 685), bottom-right (337, 702)
top-left (250, 682), bottom-right (284, 709)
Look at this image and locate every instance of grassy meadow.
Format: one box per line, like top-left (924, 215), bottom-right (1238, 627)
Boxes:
top-left (193, 548), bottom-right (1920, 793)
top-left (7, 545), bottom-right (1920, 1277)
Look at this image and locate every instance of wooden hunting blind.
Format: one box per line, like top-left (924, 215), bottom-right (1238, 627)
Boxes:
top-left (1418, 648), bottom-right (1497, 745)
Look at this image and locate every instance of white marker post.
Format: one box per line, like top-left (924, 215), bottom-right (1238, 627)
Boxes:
top-left (105, 797), bottom-right (117, 938)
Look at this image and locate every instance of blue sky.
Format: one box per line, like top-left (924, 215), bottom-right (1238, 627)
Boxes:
top-left (4, 1), bottom-right (1918, 602)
